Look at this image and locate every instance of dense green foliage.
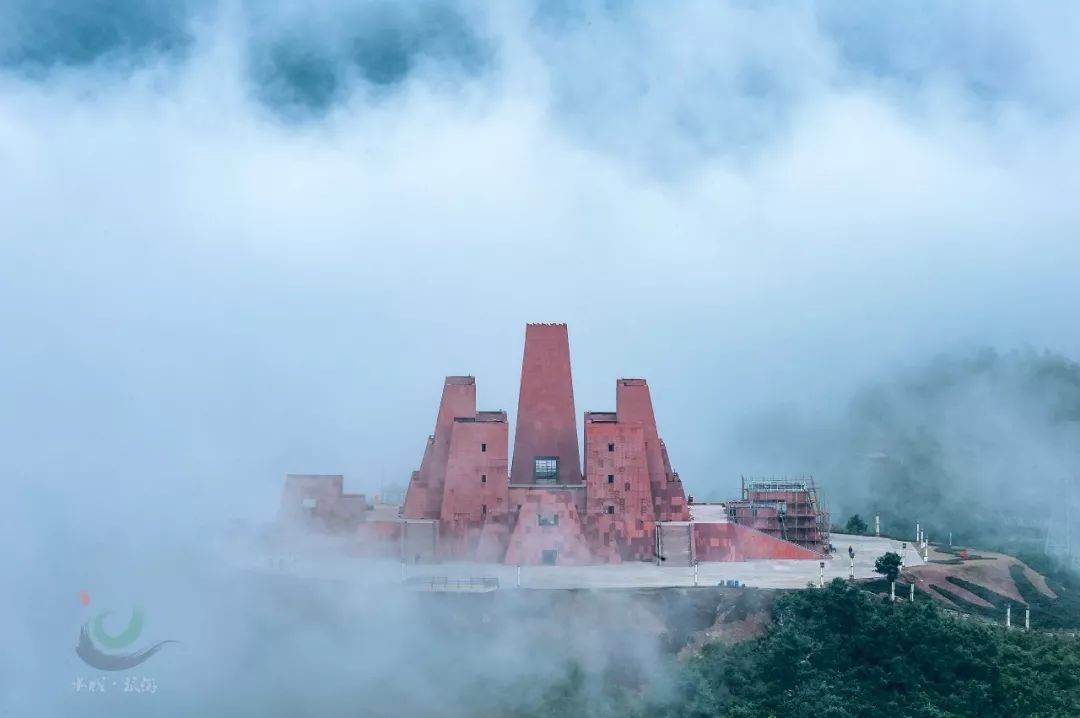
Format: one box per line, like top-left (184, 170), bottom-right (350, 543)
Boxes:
top-left (665, 581), bottom-right (1080, 717)
top-left (1011, 558), bottom-right (1080, 630)
top-left (874, 551), bottom-right (902, 583)
top-left (511, 581), bottom-right (1080, 718)
top-left (844, 514), bottom-right (868, 534)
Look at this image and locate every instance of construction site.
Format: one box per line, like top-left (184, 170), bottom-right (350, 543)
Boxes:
top-left (722, 477), bottom-right (830, 553)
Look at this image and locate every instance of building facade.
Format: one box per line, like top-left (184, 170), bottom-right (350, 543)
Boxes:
top-left (278, 324), bottom-right (826, 565)
top-left (398, 323), bottom-right (691, 565)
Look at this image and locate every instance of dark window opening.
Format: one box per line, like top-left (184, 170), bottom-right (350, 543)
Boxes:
top-left (538, 513), bottom-right (559, 526)
top-left (606, 505), bottom-right (615, 515)
top-left (481, 474), bottom-right (487, 483)
top-left (624, 482), bottom-right (631, 491)
top-left (607, 474), bottom-right (614, 484)
top-left (534, 456), bottom-right (559, 484)
top-left (482, 504), bottom-right (487, 515)
top-left (607, 443), bottom-right (615, 452)
top-left (541, 549), bottom-right (558, 565)
top-left (481, 443), bottom-right (487, 452)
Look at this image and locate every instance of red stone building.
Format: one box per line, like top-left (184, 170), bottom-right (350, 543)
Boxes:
top-left (279, 474), bottom-right (368, 532)
top-left (398, 323), bottom-right (682, 565)
top-left (278, 324), bottom-right (828, 565)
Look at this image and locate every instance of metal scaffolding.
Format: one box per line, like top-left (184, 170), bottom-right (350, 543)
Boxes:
top-left (726, 475), bottom-right (830, 554)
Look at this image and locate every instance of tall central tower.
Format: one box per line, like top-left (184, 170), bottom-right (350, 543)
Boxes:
top-left (510, 323), bottom-right (582, 485)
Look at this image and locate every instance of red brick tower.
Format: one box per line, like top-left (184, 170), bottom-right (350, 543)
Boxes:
top-left (616, 379), bottom-right (689, 521)
top-left (510, 324), bottom-right (582, 486)
top-left (582, 413), bottom-right (656, 561)
top-left (439, 411), bottom-right (511, 559)
top-left (402, 376), bottom-right (477, 519)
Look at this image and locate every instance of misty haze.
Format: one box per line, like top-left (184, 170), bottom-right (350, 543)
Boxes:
top-left (4, 2), bottom-right (1080, 717)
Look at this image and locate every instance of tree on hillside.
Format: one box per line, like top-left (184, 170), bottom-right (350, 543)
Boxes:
top-left (661, 579), bottom-right (1080, 717)
top-left (845, 514), bottom-right (868, 534)
top-left (874, 551), bottom-right (902, 583)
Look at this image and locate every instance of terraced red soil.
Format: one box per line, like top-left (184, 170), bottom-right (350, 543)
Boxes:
top-left (905, 546), bottom-right (1055, 607)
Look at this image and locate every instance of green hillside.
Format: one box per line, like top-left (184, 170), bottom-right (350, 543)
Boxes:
top-left (509, 580), bottom-right (1080, 718)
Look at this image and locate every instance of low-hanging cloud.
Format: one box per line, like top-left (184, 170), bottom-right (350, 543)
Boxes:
top-left (3, 1), bottom-right (1080, 713)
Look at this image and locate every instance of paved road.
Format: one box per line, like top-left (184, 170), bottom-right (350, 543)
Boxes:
top-left (226, 533), bottom-right (922, 590)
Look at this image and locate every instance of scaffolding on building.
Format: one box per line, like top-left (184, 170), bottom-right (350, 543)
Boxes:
top-left (725, 476), bottom-right (830, 554)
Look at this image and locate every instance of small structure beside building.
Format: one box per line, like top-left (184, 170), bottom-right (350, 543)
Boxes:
top-left (723, 477), bottom-right (830, 554)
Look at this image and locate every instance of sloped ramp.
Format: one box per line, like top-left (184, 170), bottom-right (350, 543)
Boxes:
top-left (657, 522), bottom-right (693, 566)
top-left (694, 522), bottom-right (821, 561)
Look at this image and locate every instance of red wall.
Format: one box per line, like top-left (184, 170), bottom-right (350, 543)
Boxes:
top-left (402, 440), bottom-right (436, 519)
top-left (582, 418), bottom-right (656, 562)
top-left (279, 475), bottom-right (371, 533)
top-left (334, 496), bottom-right (369, 526)
top-left (279, 474), bottom-right (344, 527)
top-left (439, 416), bottom-right (511, 560)
top-left (510, 324), bottom-right (582, 485)
top-left (403, 376), bottom-right (476, 519)
top-left (616, 379), bottom-right (689, 521)
top-left (475, 520), bottom-right (512, 562)
top-left (504, 489), bottom-right (592, 565)
top-left (693, 522), bottom-right (820, 561)
top-left (441, 417), bottom-right (510, 523)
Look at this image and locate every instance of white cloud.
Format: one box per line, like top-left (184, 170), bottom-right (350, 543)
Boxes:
top-left (3, 1), bottom-right (1080, 712)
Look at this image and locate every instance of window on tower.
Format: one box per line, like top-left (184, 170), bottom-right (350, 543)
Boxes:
top-left (534, 456), bottom-right (559, 484)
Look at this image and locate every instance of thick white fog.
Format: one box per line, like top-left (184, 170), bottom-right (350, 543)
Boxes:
top-left (2, 1), bottom-right (1080, 714)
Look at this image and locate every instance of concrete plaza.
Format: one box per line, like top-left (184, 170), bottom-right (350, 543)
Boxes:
top-left (229, 532), bottom-right (922, 591)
